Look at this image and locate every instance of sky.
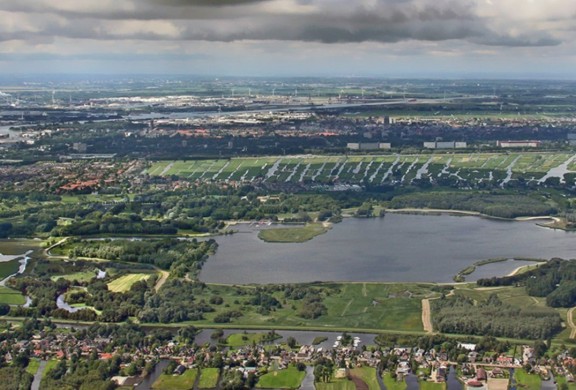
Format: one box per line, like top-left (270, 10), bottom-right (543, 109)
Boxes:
top-left (1, 0), bottom-right (576, 78)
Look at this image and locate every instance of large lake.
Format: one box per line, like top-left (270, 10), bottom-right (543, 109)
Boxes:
top-left (200, 214), bottom-right (576, 284)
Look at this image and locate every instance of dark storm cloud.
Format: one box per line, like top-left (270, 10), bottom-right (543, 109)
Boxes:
top-left (473, 34), bottom-right (562, 47)
top-left (0, 0), bottom-right (567, 48)
top-left (156, 0), bottom-right (270, 6)
top-left (0, 52), bottom-right (209, 61)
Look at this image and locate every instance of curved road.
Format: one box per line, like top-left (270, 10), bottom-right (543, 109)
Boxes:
top-left (568, 307), bottom-right (576, 339)
top-left (44, 237), bottom-right (168, 292)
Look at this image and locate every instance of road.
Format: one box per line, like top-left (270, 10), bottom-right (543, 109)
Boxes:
top-left (44, 237), bottom-right (69, 257)
top-left (567, 307), bottom-right (576, 339)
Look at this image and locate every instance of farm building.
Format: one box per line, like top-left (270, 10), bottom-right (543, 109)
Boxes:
top-left (496, 140), bottom-right (541, 148)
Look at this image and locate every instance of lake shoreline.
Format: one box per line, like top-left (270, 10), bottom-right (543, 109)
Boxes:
top-left (386, 207), bottom-right (559, 225)
top-left (201, 213), bottom-right (576, 284)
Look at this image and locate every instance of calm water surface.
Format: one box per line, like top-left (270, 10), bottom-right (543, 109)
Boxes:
top-left (200, 214), bottom-right (576, 284)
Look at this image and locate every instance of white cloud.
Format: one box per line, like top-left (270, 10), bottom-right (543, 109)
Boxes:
top-left (0, 0), bottom-right (574, 76)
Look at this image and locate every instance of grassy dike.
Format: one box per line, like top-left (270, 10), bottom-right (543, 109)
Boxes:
top-left (257, 223), bottom-right (329, 243)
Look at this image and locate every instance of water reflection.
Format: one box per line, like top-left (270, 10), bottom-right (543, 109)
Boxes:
top-left (135, 359), bottom-right (170, 390)
top-left (201, 214), bottom-right (576, 284)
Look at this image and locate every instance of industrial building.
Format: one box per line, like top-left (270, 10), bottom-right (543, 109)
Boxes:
top-left (347, 142), bottom-right (391, 150)
top-left (496, 140), bottom-right (541, 148)
top-left (423, 141), bottom-right (467, 149)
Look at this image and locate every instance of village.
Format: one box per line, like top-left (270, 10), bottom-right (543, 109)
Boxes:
top-left (3, 321), bottom-right (574, 390)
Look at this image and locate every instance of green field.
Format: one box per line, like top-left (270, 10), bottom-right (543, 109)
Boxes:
top-left (43, 360), bottom-right (59, 379)
top-left (453, 285), bottom-right (546, 309)
top-left (198, 367), bottom-right (220, 389)
top-left (152, 369), bottom-right (198, 390)
top-left (350, 367), bottom-right (380, 390)
top-left (514, 368), bottom-right (541, 389)
top-left (190, 282), bottom-right (426, 333)
top-left (256, 366), bottom-right (306, 389)
top-left (419, 381), bottom-right (446, 390)
top-left (146, 152), bottom-right (575, 187)
top-left (25, 359), bottom-right (40, 375)
top-left (382, 373), bottom-right (407, 390)
top-left (51, 271), bottom-right (98, 283)
top-left (318, 283), bottom-right (425, 331)
top-left (554, 375), bottom-right (576, 390)
top-left (107, 273), bottom-right (152, 293)
top-left (0, 259), bottom-right (20, 280)
top-left (0, 286), bottom-right (26, 305)
top-left (258, 223), bottom-right (328, 243)
top-left (0, 239), bottom-right (39, 255)
top-left (315, 377), bottom-right (356, 390)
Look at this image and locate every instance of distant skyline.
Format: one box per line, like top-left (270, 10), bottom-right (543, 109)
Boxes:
top-left (1, 0), bottom-right (576, 78)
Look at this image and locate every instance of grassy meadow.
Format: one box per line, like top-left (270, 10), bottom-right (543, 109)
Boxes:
top-left (256, 366), bottom-right (306, 389)
top-left (107, 273), bottom-right (152, 293)
top-left (0, 260), bottom-right (20, 280)
top-left (152, 369), bottom-right (198, 390)
top-left (382, 373), bottom-right (407, 390)
top-left (350, 367), bottom-right (380, 390)
top-left (189, 282), bottom-right (427, 333)
top-left (197, 368), bottom-right (220, 389)
top-left (514, 368), bottom-right (541, 389)
top-left (258, 223), bottom-right (328, 243)
top-left (0, 286), bottom-right (26, 305)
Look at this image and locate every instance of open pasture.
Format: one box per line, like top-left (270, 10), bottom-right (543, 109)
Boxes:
top-left (197, 368), bottom-right (220, 389)
top-left (152, 369), bottom-right (198, 390)
top-left (147, 152), bottom-right (575, 187)
top-left (256, 366), bottom-right (306, 389)
top-left (107, 273), bottom-right (152, 293)
top-left (192, 282), bottom-right (427, 333)
top-left (0, 259), bottom-right (21, 280)
top-left (0, 286), bottom-right (26, 305)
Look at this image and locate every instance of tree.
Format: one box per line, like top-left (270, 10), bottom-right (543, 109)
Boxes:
top-left (0, 304), bottom-right (10, 316)
top-left (287, 336), bottom-right (297, 349)
top-left (533, 340), bottom-right (548, 359)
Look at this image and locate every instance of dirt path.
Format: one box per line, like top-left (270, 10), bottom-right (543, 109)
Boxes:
top-left (362, 283), bottom-right (367, 297)
top-left (43, 236), bottom-right (169, 292)
top-left (154, 268), bottom-right (169, 292)
top-left (44, 237), bottom-right (69, 257)
top-left (341, 299), bottom-right (353, 316)
top-left (349, 374), bottom-right (369, 390)
top-left (421, 298), bottom-right (433, 333)
top-left (568, 307), bottom-right (576, 339)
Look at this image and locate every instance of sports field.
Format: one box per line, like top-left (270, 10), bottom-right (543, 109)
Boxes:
top-left (147, 152), bottom-right (576, 186)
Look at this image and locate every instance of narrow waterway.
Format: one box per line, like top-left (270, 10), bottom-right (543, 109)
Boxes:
top-left (30, 360), bottom-right (47, 390)
top-left (300, 366), bottom-right (315, 390)
top-left (135, 359), bottom-right (170, 390)
top-left (0, 250), bottom-right (32, 287)
top-left (405, 373), bottom-right (419, 390)
top-left (56, 294), bottom-right (81, 313)
top-left (447, 366), bottom-right (463, 390)
top-left (541, 373), bottom-right (556, 390)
